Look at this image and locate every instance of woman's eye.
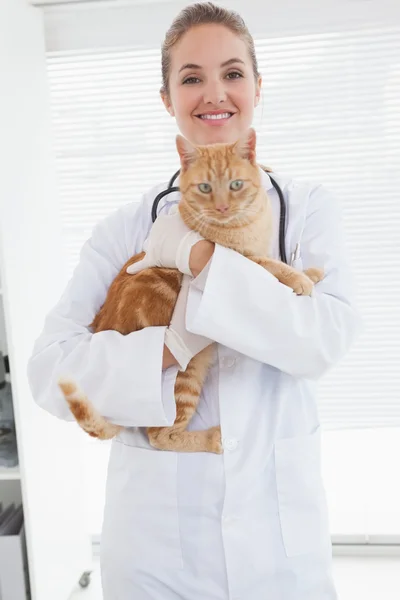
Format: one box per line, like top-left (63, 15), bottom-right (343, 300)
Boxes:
top-left (183, 76), bottom-right (201, 85)
top-left (198, 183), bottom-right (212, 194)
top-left (230, 180), bottom-right (244, 191)
top-left (226, 71), bottom-right (243, 80)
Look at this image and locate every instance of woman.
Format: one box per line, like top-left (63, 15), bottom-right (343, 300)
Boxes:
top-left (28, 3), bottom-right (361, 599)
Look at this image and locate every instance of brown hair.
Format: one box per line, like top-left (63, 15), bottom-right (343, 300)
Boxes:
top-left (161, 2), bottom-right (259, 96)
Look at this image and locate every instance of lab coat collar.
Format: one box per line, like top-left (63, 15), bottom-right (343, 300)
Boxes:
top-left (258, 166), bottom-right (275, 191)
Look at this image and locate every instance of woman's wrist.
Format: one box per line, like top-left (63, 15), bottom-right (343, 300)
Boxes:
top-left (162, 344), bottom-right (179, 370)
top-left (189, 240), bottom-right (215, 278)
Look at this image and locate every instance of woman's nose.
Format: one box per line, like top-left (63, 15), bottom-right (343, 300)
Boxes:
top-left (203, 80), bottom-right (227, 105)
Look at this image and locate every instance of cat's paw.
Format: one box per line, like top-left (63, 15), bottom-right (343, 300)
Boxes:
top-left (286, 271), bottom-right (315, 296)
top-left (303, 267), bottom-right (324, 284)
top-left (207, 426), bottom-right (223, 454)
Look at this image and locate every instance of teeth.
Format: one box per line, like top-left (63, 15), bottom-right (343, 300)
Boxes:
top-left (199, 113), bottom-right (232, 120)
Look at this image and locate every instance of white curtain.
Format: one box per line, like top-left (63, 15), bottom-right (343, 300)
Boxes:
top-left (43, 1), bottom-right (400, 537)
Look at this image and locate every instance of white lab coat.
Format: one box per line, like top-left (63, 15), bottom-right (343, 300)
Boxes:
top-left (28, 169), bottom-right (361, 600)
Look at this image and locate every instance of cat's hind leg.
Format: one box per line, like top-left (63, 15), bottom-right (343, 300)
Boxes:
top-left (147, 345), bottom-right (222, 454)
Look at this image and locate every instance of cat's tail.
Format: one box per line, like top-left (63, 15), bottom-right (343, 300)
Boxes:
top-left (58, 378), bottom-right (121, 440)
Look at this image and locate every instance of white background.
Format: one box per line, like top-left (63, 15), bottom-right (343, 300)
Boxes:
top-left (23, 0), bottom-right (400, 542)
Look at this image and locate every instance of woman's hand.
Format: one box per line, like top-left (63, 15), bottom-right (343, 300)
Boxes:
top-left (162, 344), bottom-right (179, 370)
top-left (126, 208), bottom-right (203, 276)
top-left (164, 274), bottom-right (213, 371)
top-left (189, 240), bottom-right (215, 278)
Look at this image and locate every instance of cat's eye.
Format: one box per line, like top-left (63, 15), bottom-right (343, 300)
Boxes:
top-left (198, 183), bottom-right (212, 194)
top-left (230, 180), bottom-right (244, 191)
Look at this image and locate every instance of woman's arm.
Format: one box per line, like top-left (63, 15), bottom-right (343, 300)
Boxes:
top-left (185, 184), bottom-right (362, 379)
top-left (27, 190), bottom-right (178, 427)
top-left (189, 240), bottom-right (215, 277)
top-left (162, 345), bottom-right (179, 369)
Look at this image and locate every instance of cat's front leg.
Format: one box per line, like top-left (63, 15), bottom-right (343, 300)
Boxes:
top-left (250, 256), bottom-right (324, 296)
top-left (303, 267), bottom-right (324, 284)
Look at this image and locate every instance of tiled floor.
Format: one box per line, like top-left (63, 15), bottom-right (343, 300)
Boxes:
top-left (70, 556), bottom-right (400, 599)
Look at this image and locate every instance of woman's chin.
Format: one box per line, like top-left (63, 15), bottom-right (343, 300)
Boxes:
top-left (189, 118), bottom-right (244, 146)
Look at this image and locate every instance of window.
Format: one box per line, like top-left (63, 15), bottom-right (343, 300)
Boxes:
top-left (44, 4), bottom-right (400, 538)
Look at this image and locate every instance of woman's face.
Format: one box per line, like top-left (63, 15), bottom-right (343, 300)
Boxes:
top-left (162, 24), bottom-right (261, 146)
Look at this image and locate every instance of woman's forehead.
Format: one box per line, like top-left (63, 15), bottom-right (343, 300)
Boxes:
top-left (170, 24), bottom-right (250, 70)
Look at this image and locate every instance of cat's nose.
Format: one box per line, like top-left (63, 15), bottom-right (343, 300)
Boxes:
top-left (216, 204), bottom-right (229, 213)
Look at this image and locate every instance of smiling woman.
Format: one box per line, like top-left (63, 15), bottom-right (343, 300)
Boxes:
top-left (160, 11), bottom-right (262, 145)
top-left (29, 2), bottom-right (365, 600)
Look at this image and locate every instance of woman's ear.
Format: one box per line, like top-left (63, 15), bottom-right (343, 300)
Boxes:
top-left (254, 75), bottom-right (262, 107)
top-left (160, 88), bottom-right (175, 116)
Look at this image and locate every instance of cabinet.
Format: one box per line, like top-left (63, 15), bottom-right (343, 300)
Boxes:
top-left (0, 1), bottom-right (92, 598)
top-left (0, 259), bottom-right (92, 600)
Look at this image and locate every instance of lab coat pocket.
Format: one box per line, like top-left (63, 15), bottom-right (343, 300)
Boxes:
top-left (274, 427), bottom-right (331, 557)
top-left (102, 440), bottom-right (183, 569)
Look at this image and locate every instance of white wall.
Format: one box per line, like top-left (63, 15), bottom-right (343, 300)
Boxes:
top-left (0, 298), bottom-right (8, 357)
top-left (43, 0), bottom-right (400, 52)
top-left (0, 1), bottom-right (91, 598)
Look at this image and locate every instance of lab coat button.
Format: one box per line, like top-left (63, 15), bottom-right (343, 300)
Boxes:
top-left (222, 515), bottom-right (237, 525)
top-left (223, 438), bottom-right (239, 451)
top-left (221, 356), bottom-right (236, 368)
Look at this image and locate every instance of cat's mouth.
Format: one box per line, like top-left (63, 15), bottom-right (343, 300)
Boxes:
top-left (208, 211), bottom-right (239, 225)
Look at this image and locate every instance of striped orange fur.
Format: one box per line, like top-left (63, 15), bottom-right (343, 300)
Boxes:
top-left (58, 129), bottom-right (323, 453)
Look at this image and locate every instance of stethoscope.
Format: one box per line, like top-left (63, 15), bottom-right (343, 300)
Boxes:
top-left (151, 168), bottom-right (288, 265)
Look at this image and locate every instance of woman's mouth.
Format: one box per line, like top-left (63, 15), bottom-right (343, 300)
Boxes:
top-left (195, 112), bottom-right (234, 125)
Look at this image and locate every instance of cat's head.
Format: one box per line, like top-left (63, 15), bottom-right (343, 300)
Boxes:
top-left (176, 128), bottom-right (264, 230)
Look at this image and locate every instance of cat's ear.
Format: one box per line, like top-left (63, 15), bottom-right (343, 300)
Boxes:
top-left (234, 128), bottom-right (257, 164)
top-left (176, 135), bottom-right (198, 170)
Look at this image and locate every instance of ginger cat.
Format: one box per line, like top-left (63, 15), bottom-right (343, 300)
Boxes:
top-left (58, 129), bottom-right (323, 454)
